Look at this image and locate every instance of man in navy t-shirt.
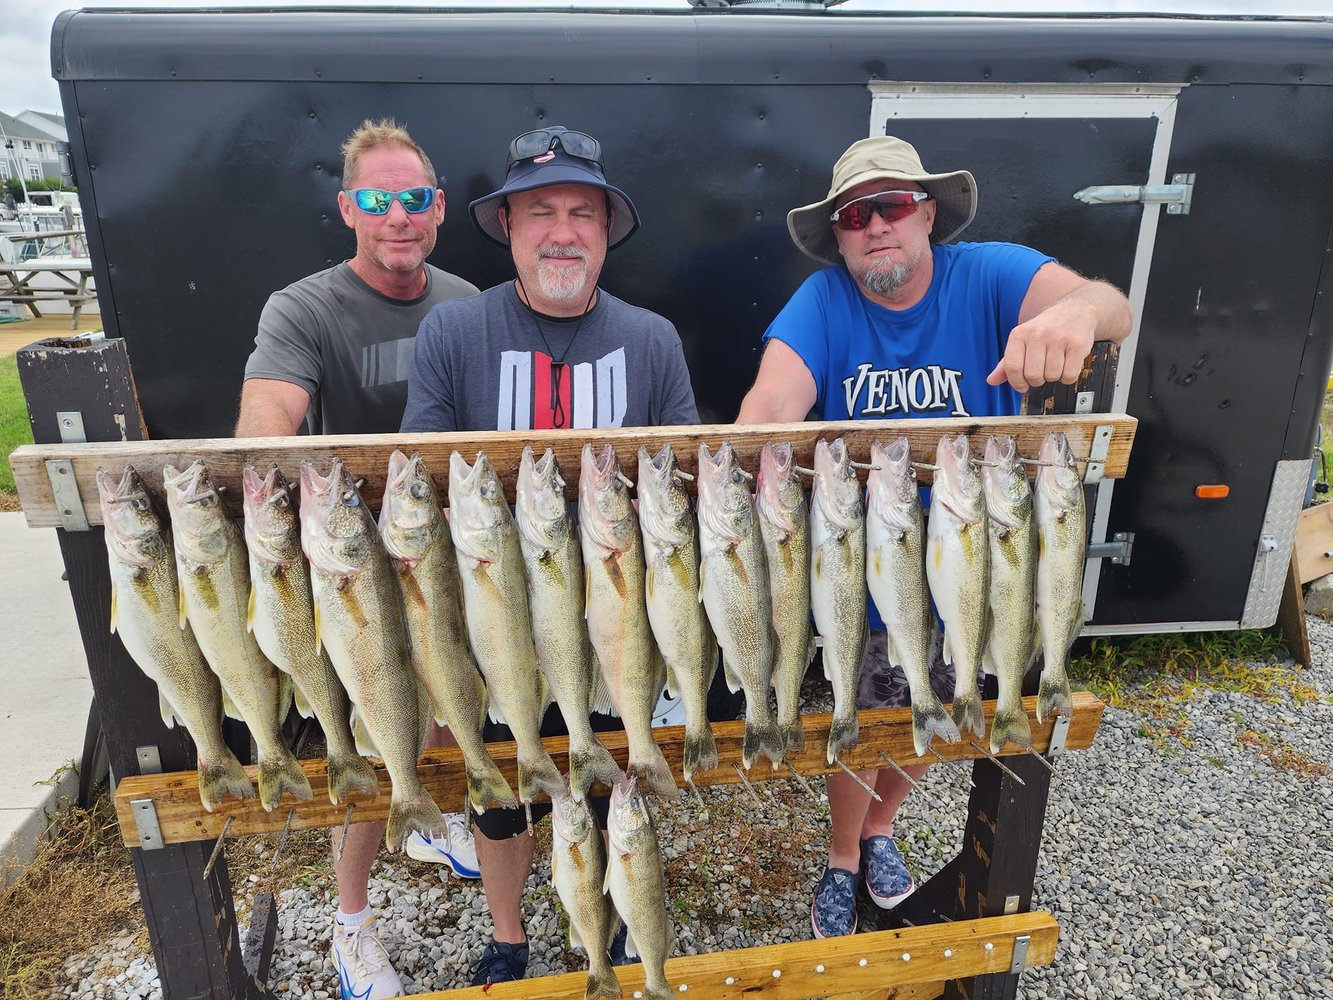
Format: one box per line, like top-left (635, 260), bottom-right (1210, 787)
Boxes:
top-left (736, 136), bottom-right (1132, 939)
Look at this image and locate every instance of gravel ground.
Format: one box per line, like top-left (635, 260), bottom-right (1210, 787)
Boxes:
top-left (61, 618), bottom-right (1332, 999)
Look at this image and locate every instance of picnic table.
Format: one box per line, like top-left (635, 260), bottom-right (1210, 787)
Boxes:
top-left (0, 257), bottom-right (97, 329)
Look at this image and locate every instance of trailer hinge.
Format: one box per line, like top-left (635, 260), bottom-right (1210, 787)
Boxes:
top-left (1074, 173), bottom-right (1195, 215)
top-left (45, 459), bottom-right (90, 531)
top-left (131, 798), bottom-right (165, 851)
top-left (1009, 934), bottom-right (1032, 974)
top-left (1087, 531), bottom-right (1134, 565)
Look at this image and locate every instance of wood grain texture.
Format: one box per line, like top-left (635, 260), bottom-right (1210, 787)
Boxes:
top-left (12, 414), bottom-right (1136, 528)
top-left (113, 694), bottom-right (1103, 847)
top-left (404, 912), bottom-right (1057, 1000)
top-left (1295, 503), bottom-right (1333, 585)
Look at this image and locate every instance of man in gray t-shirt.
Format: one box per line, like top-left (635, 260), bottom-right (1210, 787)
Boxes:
top-left (402, 126), bottom-right (701, 988)
top-left (236, 118), bottom-right (479, 1000)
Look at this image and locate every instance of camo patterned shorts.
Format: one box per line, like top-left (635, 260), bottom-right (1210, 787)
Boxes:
top-left (855, 627), bottom-right (981, 710)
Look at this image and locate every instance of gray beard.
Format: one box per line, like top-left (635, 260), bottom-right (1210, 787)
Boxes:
top-left (858, 259), bottom-right (913, 296)
top-left (535, 245), bottom-right (590, 301)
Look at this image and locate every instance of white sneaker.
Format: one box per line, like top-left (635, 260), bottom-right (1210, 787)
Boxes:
top-left (404, 812), bottom-right (480, 878)
top-left (330, 916), bottom-right (404, 1000)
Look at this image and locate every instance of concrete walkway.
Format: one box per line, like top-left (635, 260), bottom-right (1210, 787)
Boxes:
top-left (0, 511), bottom-right (93, 889)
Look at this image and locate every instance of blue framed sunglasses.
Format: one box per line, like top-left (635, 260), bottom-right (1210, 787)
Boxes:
top-left (345, 186), bottom-right (437, 215)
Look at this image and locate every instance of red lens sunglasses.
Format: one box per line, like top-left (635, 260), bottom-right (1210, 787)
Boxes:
top-left (831, 190), bottom-right (930, 230)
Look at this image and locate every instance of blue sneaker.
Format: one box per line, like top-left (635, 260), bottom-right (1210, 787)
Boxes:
top-left (860, 835), bottom-right (915, 909)
top-left (810, 865), bottom-right (858, 938)
top-left (469, 939), bottom-right (529, 986)
top-left (403, 813), bottom-right (480, 879)
top-left (608, 923), bottom-right (633, 966)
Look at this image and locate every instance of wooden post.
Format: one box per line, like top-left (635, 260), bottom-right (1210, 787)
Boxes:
top-left (15, 336), bottom-right (278, 1000)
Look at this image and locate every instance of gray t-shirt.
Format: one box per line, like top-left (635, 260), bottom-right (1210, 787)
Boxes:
top-left (401, 282), bottom-right (699, 432)
top-left (245, 262), bottom-right (479, 434)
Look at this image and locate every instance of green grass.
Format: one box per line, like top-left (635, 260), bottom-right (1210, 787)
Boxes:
top-left (0, 353), bottom-right (33, 495)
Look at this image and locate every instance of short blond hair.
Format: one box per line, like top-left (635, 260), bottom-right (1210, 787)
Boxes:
top-left (340, 118), bottom-right (438, 188)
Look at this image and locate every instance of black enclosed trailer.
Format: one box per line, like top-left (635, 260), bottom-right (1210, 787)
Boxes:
top-left (51, 4), bottom-right (1332, 637)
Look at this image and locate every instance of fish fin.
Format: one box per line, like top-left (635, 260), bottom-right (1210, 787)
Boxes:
top-left (467, 754), bottom-right (518, 813)
top-left (350, 707), bottom-right (381, 758)
top-left (720, 654), bottom-right (742, 694)
top-left (630, 747), bottom-right (680, 800)
top-left (470, 670), bottom-right (490, 732)
top-left (584, 966), bottom-right (623, 1000)
top-left (622, 926), bottom-right (640, 960)
top-left (1036, 672), bottom-right (1073, 724)
top-left (988, 706), bottom-right (1033, 755)
top-left (313, 602), bottom-right (324, 655)
top-left (277, 673), bottom-right (295, 720)
top-left (109, 584), bottom-right (118, 634)
top-left (326, 753), bottom-right (381, 805)
top-left (826, 709), bottom-right (860, 765)
top-left (911, 696), bottom-right (961, 757)
top-left (385, 790), bottom-right (446, 854)
top-left (196, 753), bottom-right (254, 812)
top-left (940, 629), bottom-right (955, 667)
top-left (255, 749), bottom-right (312, 813)
top-left (518, 750), bottom-right (565, 803)
top-left (569, 740), bottom-right (622, 802)
top-left (220, 689), bottom-right (244, 723)
top-left (584, 566), bottom-right (592, 618)
top-left (683, 724), bottom-right (719, 781)
top-left (588, 650), bottom-right (619, 717)
top-left (246, 584), bottom-right (256, 633)
top-left (950, 688), bottom-right (986, 740)
top-left (645, 563), bottom-right (654, 600)
top-left (743, 702), bottom-right (784, 770)
top-left (697, 559), bottom-right (705, 600)
top-left (158, 691), bottom-right (180, 729)
top-left (292, 681), bottom-right (313, 720)
top-left (178, 584), bottom-right (188, 630)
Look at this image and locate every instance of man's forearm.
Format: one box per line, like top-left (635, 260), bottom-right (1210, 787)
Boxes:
top-left (235, 394), bottom-right (301, 437)
top-left (1056, 280), bottom-right (1134, 345)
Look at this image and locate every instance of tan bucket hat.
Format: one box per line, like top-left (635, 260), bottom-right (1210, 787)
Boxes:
top-left (786, 136), bottom-right (977, 266)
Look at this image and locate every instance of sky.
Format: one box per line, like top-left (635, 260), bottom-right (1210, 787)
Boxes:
top-left (3, 0), bottom-right (1328, 117)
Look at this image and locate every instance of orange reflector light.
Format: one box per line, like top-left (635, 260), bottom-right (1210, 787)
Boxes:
top-left (1195, 484), bottom-right (1230, 499)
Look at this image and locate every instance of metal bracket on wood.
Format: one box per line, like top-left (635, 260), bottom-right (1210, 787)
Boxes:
top-left (1083, 424), bottom-right (1114, 484)
top-left (136, 745), bottom-right (163, 775)
top-left (1075, 391), bottom-right (1094, 414)
top-left (131, 798), bottom-right (165, 851)
top-left (1009, 934), bottom-right (1032, 974)
top-left (1087, 531), bottom-right (1134, 565)
top-left (56, 410), bottom-right (87, 443)
top-left (1003, 894), bottom-right (1021, 915)
top-left (45, 459), bottom-right (90, 531)
top-left (1047, 715), bottom-right (1072, 757)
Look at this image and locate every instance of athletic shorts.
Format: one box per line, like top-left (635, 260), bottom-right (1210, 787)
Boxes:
top-left (854, 627), bottom-right (970, 710)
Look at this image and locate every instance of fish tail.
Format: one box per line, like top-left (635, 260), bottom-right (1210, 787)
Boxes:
top-left (518, 749), bottom-right (566, 803)
top-left (256, 750), bottom-right (313, 812)
top-left (325, 752), bottom-right (381, 805)
top-left (467, 756), bottom-right (519, 814)
top-left (682, 724), bottom-right (718, 782)
top-left (568, 741), bottom-right (622, 802)
top-left (825, 710), bottom-right (860, 765)
top-left (779, 715), bottom-right (806, 757)
top-left (989, 705), bottom-right (1033, 755)
top-left (911, 696), bottom-right (961, 757)
top-left (196, 753), bottom-right (254, 812)
top-left (950, 689), bottom-right (986, 740)
top-left (630, 746), bottom-right (681, 800)
top-left (385, 789), bottom-right (446, 854)
top-left (643, 978), bottom-right (674, 1000)
top-left (742, 703), bottom-right (784, 770)
top-left (1036, 670), bottom-right (1073, 724)
top-left (584, 960), bottom-right (624, 1000)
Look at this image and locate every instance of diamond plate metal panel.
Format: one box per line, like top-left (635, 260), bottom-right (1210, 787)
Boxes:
top-left (1240, 460), bottom-right (1313, 628)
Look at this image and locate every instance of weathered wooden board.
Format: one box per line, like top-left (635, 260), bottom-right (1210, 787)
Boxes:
top-left (12, 414), bottom-right (1136, 528)
top-left (402, 912), bottom-right (1057, 1000)
top-left (1295, 503), bottom-right (1333, 585)
top-left (113, 694), bottom-right (1103, 847)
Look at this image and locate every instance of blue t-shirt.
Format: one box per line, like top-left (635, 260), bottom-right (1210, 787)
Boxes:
top-left (762, 240), bottom-right (1052, 628)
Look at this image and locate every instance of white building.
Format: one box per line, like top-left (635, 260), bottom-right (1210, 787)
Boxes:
top-left (0, 111), bottom-right (71, 187)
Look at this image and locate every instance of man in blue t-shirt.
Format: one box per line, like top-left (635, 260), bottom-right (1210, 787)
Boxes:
top-left (737, 136), bottom-right (1132, 939)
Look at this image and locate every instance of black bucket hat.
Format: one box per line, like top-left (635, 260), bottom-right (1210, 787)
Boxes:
top-left (468, 126), bottom-right (640, 250)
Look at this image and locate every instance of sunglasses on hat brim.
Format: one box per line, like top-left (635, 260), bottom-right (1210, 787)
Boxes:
top-left (506, 129), bottom-right (603, 170)
top-left (831, 190), bottom-right (930, 231)
top-left (345, 187), bottom-right (438, 215)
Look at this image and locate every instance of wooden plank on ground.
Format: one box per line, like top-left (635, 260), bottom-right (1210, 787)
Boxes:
top-left (113, 693), bottom-right (1103, 847)
top-left (11, 414), bottom-right (1136, 528)
top-left (1295, 503), bottom-right (1333, 584)
top-left (405, 912), bottom-right (1057, 1000)
top-left (1278, 548), bottom-right (1311, 669)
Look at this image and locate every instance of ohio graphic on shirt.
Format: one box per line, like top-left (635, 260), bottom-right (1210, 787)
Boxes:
top-left (840, 362), bottom-right (971, 418)
top-left (496, 347), bottom-right (628, 430)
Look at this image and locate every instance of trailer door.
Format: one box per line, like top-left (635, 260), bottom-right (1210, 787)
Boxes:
top-left (869, 83), bottom-right (1180, 630)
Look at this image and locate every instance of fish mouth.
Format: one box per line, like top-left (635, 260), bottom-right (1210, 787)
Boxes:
top-left (761, 441), bottom-right (793, 480)
top-left (387, 450), bottom-right (429, 496)
top-left (580, 442), bottom-right (619, 492)
top-left (1039, 432), bottom-right (1072, 467)
top-left (814, 437), bottom-right (848, 478)
top-left (450, 450), bottom-right (486, 492)
top-left (163, 460), bottom-right (216, 505)
top-left (984, 435), bottom-right (1016, 467)
top-left (299, 459), bottom-right (336, 503)
top-left (97, 464), bottom-right (142, 504)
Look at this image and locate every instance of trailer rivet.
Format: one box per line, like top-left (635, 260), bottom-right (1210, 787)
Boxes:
top-left (902, 953), bottom-right (911, 961)
top-left (944, 949), bottom-right (953, 958)
top-left (815, 965), bottom-right (825, 974)
top-left (634, 993), bottom-right (643, 999)
top-left (772, 969), bottom-right (781, 979)
top-left (859, 958), bottom-right (868, 968)
top-left (679, 985), bottom-right (688, 992)
top-left (985, 942), bottom-right (994, 952)
top-left (724, 977), bottom-right (735, 985)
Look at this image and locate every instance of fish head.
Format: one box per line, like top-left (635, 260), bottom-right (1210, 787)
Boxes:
top-left (866, 438), bottom-right (919, 532)
top-left (578, 443), bottom-right (634, 553)
top-left (1036, 432), bottom-right (1082, 508)
top-left (550, 783), bottom-right (595, 847)
top-left (299, 458), bottom-right (376, 576)
top-left (812, 437), bottom-right (862, 532)
top-left (242, 463), bottom-right (300, 564)
top-left (980, 435), bottom-right (1031, 530)
top-left (931, 434), bottom-right (984, 522)
top-left (448, 451), bottom-right (509, 562)
top-left (636, 444), bottom-right (690, 544)
top-left (97, 465), bottom-right (168, 568)
top-left (696, 441), bottom-right (753, 542)
top-left (516, 446), bottom-right (568, 547)
top-left (163, 460), bottom-right (231, 564)
top-left (607, 774), bottom-right (653, 856)
top-left (755, 441), bottom-right (803, 535)
top-left (379, 450), bottom-right (443, 563)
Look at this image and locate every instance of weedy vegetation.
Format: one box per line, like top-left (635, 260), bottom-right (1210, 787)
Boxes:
top-left (0, 352), bottom-right (32, 506)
